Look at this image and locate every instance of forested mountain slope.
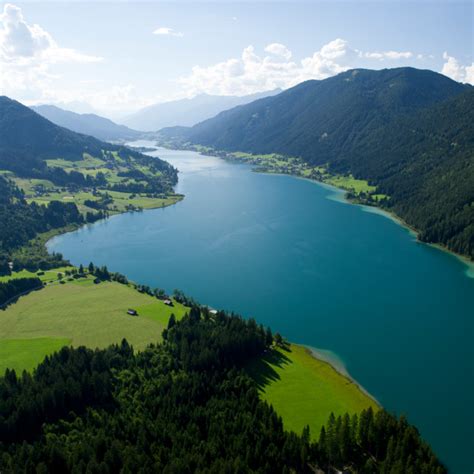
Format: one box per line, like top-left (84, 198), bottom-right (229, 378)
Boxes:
top-left (159, 68), bottom-right (474, 258)
top-left (31, 105), bottom-right (141, 142)
top-left (0, 97), bottom-right (175, 183)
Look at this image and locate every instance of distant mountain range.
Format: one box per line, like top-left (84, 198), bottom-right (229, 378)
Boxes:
top-left (120, 90), bottom-right (281, 132)
top-left (31, 105), bottom-right (141, 142)
top-left (159, 67), bottom-right (474, 259)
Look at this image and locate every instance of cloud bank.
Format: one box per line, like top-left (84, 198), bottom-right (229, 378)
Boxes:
top-left (441, 52), bottom-right (474, 84)
top-left (180, 39), bottom-right (473, 96)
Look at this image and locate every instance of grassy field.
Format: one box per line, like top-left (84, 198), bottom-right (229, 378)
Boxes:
top-left (324, 174), bottom-right (376, 194)
top-left (0, 337), bottom-right (71, 374)
top-left (21, 186), bottom-right (182, 215)
top-left (247, 344), bottom-right (378, 438)
top-left (0, 266), bottom-right (72, 283)
top-left (0, 278), bottom-right (187, 373)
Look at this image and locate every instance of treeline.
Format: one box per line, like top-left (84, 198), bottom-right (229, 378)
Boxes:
top-left (0, 277), bottom-right (42, 308)
top-left (318, 409), bottom-right (444, 473)
top-left (0, 309), bottom-right (445, 472)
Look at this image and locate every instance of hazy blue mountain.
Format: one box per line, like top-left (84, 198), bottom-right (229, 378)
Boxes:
top-left (121, 89), bottom-right (281, 132)
top-left (158, 68), bottom-right (473, 259)
top-left (32, 105), bottom-right (141, 142)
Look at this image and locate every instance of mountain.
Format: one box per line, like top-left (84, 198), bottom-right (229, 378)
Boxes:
top-left (121, 89), bottom-right (281, 132)
top-left (0, 96), bottom-right (176, 185)
top-left (31, 105), bottom-right (141, 142)
top-left (159, 68), bottom-right (474, 259)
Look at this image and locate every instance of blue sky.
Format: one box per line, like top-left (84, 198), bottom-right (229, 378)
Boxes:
top-left (0, 1), bottom-right (472, 117)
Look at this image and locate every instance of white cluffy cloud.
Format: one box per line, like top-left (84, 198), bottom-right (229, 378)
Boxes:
top-left (153, 27), bottom-right (183, 37)
top-left (0, 3), bottom-right (102, 101)
top-left (441, 52), bottom-right (474, 84)
top-left (0, 3), bottom-right (102, 64)
top-left (364, 51), bottom-right (413, 60)
top-left (180, 38), bottom-right (423, 96)
top-left (264, 43), bottom-right (292, 60)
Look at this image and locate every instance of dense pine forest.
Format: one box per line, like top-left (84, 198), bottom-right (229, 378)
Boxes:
top-left (159, 68), bottom-right (474, 259)
top-left (0, 308), bottom-right (445, 473)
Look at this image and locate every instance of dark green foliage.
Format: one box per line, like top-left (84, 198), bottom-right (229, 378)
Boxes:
top-left (0, 310), bottom-right (445, 472)
top-left (351, 90), bottom-right (474, 258)
top-left (162, 68), bottom-right (474, 258)
top-left (0, 177), bottom-right (83, 266)
top-left (0, 256), bottom-right (10, 276)
top-left (0, 277), bottom-right (42, 308)
top-left (0, 343), bottom-right (129, 443)
top-left (318, 408), bottom-right (446, 474)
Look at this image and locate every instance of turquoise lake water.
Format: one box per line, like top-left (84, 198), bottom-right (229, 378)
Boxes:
top-left (48, 146), bottom-right (474, 472)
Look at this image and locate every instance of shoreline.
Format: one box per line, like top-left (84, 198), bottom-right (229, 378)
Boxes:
top-left (157, 141), bottom-right (472, 273)
top-left (302, 344), bottom-right (380, 407)
top-left (249, 166), bottom-right (474, 279)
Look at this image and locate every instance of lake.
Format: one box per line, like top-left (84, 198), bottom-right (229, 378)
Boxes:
top-left (48, 145), bottom-right (474, 472)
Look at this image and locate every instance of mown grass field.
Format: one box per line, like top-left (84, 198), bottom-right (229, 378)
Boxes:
top-left (0, 337), bottom-right (71, 374)
top-left (247, 344), bottom-right (378, 438)
top-left (0, 278), bottom-right (187, 374)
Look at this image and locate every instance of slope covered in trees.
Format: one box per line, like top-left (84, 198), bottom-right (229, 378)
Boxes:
top-left (159, 68), bottom-right (474, 258)
top-left (0, 177), bottom-right (84, 271)
top-left (0, 96), bottom-right (177, 187)
top-left (0, 309), bottom-right (445, 473)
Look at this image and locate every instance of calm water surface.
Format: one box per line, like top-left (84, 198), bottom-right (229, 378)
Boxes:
top-left (49, 145), bottom-right (474, 472)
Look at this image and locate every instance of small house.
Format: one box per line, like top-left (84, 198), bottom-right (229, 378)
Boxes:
top-left (163, 299), bottom-right (173, 306)
top-left (127, 308), bottom-right (138, 316)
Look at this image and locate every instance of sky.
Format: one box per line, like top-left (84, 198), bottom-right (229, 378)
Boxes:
top-left (0, 1), bottom-right (472, 118)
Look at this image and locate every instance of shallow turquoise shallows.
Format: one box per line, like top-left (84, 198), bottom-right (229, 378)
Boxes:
top-left (48, 146), bottom-right (474, 473)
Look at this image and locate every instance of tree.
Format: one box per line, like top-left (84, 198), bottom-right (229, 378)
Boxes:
top-left (265, 327), bottom-right (273, 346)
top-left (167, 314), bottom-right (176, 330)
top-left (274, 333), bottom-right (283, 347)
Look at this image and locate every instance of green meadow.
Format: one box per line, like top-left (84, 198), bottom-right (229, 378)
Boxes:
top-left (247, 344), bottom-right (378, 438)
top-left (0, 277), bottom-right (187, 373)
top-left (0, 266), bottom-right (72, 283)
top-left (0, 337), bottom-right (71, 374)
top-left (20, 184), bottom-right (182, 215)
